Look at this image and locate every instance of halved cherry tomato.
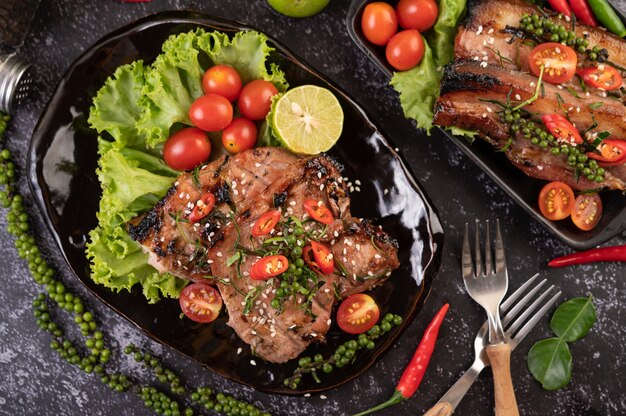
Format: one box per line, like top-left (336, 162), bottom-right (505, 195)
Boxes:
top-left (310, 241), bottom-right (334, 274)
top-left (337, 294), bottom-right (380, 334)
top-left (189, 94), bottom-right (233, 132)
top-left (303, 199), bottom-right (334, 225)
top-left (302, 245), bottom-right (321, 273)
top-left (529, 43), bottom-right (577, 84)
top-left (189, 193), bottom-right (216, 223)
top-left (179, 283), bottom-right (222, 323)
top-left (586, 139), bottom-right (626, 166)
top-left (386, 29), bottom-right (425, 71)
top-left (251, 210), bottom-right (281, 237)
top-left (163, 127), bottom-right (211, 171)
top-left (538, 181), bottom-right (575, 221)
top-left (571, 193), bottom-right (602, 231)
top-left (578, 65), bottom-right (624, 91)
top-left (238, 80), bottom-right (279, 121)
top-left (250, 255), bottom-right (289, 280)
top-left (361, 2), bottom-right (398, 46)
top-left (396, 0), bottom-right (439, 32)
top-left (202, 64), bottom-right (242, 102)
top-left (221, 117), bottom-right (258, 154)
top-left (541, 114), bottom-right (583, 145)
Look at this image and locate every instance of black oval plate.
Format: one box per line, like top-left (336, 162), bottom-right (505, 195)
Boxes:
top-left (346, 0), bottom-right (626, 251)
top-left (27, 11), bottom-right (444, 394)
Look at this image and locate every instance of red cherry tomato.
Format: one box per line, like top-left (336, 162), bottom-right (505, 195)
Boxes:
top-left (238, 80), bottom-right (279, 121)
top-left (189, 193), bottom-right (216, 223)
top-left (163, 127), bottom-right (211, 171)
top-left (221, 117), bottom-right (258, 154)
top-left (396, 0), bottom-right (439, 32)
top-left (586, 139), bottom-right (626, 166)
top-left (577, 66), bottom-right (623, 91)
top-left (303, 199), bottom-right (334, 225)
top-left (361, 2), bottom-right (398, 46)
top-left (179, 283), bottom-right (222, 323)
top-left (385, 30), bottom-right (425, 71)
top-left (251, 210), bottom-right (281, 237)
top-left (337, 294), bottom-right (380, 334)
top-left (310, 241), bottom-right (334, 274)
top-left (538, 181), bottom-right (575, 221)
top-left (202, 64), bottom-right (243, 102)
top-left (529, 43), bottom-right (577, 84)
top-left (250, 255), bottom-right (289, 280)
top-left (541, 114), bottom-right (583, 145)
top-left (302, 245), bottom-right (322, 273)
top-left (571, 193), bottom-right (602, 231)
top-left (189, 94), bottom-right (233, 132)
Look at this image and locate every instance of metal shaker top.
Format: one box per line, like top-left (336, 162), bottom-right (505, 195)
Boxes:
top-left (0, 54), bottom-right (31, 114)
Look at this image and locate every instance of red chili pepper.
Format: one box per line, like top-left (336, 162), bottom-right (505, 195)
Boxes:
top-left (352, 303), bottom-right (449, 416)
top-left (548, 244), bottom-right (626, 267)
top-left (548, 0), bottom-right (573, 16)
top-left (189, 193), bottom-right (215, 223)
top-left (569, 0), bottom-right (598, 25)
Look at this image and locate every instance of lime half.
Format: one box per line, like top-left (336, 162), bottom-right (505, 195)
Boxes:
top-left (267, 0), bottom-right (330, 18)
top-left (271, 85), bottom-right (344, 155)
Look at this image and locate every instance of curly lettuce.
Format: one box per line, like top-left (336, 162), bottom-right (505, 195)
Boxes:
top-left (86, 29), bottom-right (288, 303)
top-left (390, 0), bottom-right (467, 134)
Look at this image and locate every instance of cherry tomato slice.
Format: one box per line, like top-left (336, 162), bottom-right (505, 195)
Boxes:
top-left (396, 0), bottom-right (439, 32)
top-left (578, 65), bottom-right (624, 91)
top-left (238, 80), bottom-right (279, 121)
top-left (302, 245), bottom-right (322, 273)
top-left (541, 114), bottom-right (583, 145)
top-left (250, 255), bottom-right (289, 280)
top-left (202, 64), bottom-right (242, 102)
top-left (179, 283), bottom-right (222, 323)
top-left (529, 43), bottom-right (577, 84)
top-left (385, 29), bottom-right (425, 71)
top-left (310, 241), bottom-right (334, 274)
top-left (538, 181), bottom-right (575, 221)
top-left (189, 193), bottom-right (216, 223)
top-left (163, 127), bottom-right (211, 171)
top-left (571, 193), bottom-right (602, 231)
top-left (189, 94), bottom-right (233, 132)
top-left (221, 117), bottom-right (258, 154)
top-left (251, 210), bottom-right (281, 237)
top-left (586, 139), bottom-right (626, 166)
top-left (303, 199), bottom-right (334, 225)
top-left (361, 2), bottom-right (398, 46)
top-left (337, 294), bottom-right (380, 334)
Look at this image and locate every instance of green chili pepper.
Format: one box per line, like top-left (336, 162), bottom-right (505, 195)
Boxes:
top-left (588, 0), bottom-right (626, 37)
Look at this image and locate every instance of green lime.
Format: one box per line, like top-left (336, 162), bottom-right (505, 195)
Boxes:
top-left (267, 0), bottom-right (331, 18)
top-left (271, 85), bottom-right (344, 155)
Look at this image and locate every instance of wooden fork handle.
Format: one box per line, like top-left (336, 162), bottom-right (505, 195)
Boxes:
top-left (486, 343), bottom-right (519, 416)
top-left (423, 402), bottom-right (454, 416)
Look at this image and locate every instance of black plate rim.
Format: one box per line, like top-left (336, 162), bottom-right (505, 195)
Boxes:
top-left (345, 0), bottom-right (626, 251)
top-left (26, 10), bottom-right (445, 394)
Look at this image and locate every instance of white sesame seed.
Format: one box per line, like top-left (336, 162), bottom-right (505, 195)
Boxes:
top-left (250, 360), bottom-right (257, 366)
top-left (515, 94), bottom-right (521, 101)
top-left (476, 25), bottom-right (483, 35)
top-left (237, 347), bottom-right (242, 354)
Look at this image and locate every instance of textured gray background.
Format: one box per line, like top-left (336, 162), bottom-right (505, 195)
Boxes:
top-left (1, 0), bottom-right (626, 415)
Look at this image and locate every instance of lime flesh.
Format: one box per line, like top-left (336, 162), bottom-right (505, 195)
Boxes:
top-left (271, 85), bottom-right (343, 155)
top-left (267, 0), bottom-right (331, 18)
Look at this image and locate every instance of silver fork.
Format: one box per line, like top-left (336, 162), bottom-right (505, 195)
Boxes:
top-left (463, 220), bottom-right (516, 416)
top-left (423, 273), bottom-right (561, 416)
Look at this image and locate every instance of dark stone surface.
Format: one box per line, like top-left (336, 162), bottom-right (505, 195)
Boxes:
top-left (1, 0), bottom-right (625, 415)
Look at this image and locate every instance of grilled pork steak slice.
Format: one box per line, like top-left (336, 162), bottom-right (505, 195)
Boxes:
top-left (127, 148), bottom-right (400, 363)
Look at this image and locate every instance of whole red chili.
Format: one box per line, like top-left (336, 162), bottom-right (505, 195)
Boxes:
top-left (548, 0), bottom-right (573, 16)
top-left (568, 0), bottom-right (598, 25)
top-left (548, 244), bottom-right (626, 267)
top-left (352, 303), bottom-right (449, 416)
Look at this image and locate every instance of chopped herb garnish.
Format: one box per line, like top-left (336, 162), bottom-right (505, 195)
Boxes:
top-left (588, 102), bottom-right (604, 110)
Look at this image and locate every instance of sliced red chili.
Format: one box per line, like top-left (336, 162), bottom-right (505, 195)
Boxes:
top-left (310, 241), bottom-right (334, 274)
top-left (586, 139), bottom-right (626, 166)
top-left (302, 245), bottom-right (322, 273)
top-left (251, 210), bottom-right (281, 237)
top-left (250, 255), bottom-right (289, 280)
top-left (578, 65), bottom-right (623, 91)
top-left (303, 199), bottom-right (334, 225)
top-left (189, 193), bottom-right (216, 223)
top-left (541, 114), bottom-right (583, 145)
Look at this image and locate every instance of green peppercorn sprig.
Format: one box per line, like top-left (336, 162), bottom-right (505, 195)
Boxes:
top-left (189, 387), bottom-right (271, 416)
top-left (0, 112), bottom-right (273, 416)
top-left (283, 313), bottom-right (403, 390)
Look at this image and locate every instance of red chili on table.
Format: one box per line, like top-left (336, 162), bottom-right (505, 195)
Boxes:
top-left (548, 244), bottom-right (626, 267)
top-left (569, 0), bottom-right (598, 26)
top-left (548, 0), bottom-right (573, 16)
top-left (352, 303), bottom-right (450, 416)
